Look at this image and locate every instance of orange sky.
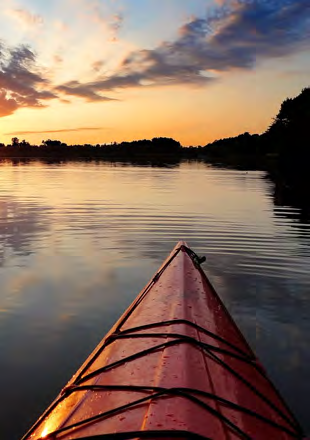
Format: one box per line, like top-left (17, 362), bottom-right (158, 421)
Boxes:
top-left (0, 0), bottom-right (309, 146)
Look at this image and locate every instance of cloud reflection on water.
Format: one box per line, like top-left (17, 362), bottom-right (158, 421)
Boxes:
top-left (0, 161), bottom-right (309, 438)
top-left (0, 197), bottom-right (51, 265)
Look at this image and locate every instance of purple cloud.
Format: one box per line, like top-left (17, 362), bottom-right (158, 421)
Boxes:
top-left (0, 42), bottom-right (56, 116)
top-left (56, 0), bottom-right (310, 98)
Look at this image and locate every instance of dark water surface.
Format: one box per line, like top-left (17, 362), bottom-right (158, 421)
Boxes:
top-left (0, 160), bottom-right (309, 439)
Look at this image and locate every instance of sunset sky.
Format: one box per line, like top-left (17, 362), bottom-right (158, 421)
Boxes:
top-left (0, 0), bottom-right (309, 146)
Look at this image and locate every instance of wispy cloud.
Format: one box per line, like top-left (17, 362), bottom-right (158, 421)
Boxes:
top-left (110, 13), bottom-right (124, 40)
top-left (92, 60), bottom-right (105, 73)
top-left (92, 3), bottom-right (124, 41)
top-left (56, 0), bottom-right (310, 98)
top-left (56, 81), bottom-right (118, 101)
top-left (6, 8), bottom-right (44, 28)
top-left (6, 127), bottom-right (104, 135)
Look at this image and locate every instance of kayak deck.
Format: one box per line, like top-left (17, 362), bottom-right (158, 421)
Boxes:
top-left (22, 242), bottom-right (303, 439)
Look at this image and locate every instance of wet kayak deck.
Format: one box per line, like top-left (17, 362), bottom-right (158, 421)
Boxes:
top-left (22, 242), bottom-right (303, 440)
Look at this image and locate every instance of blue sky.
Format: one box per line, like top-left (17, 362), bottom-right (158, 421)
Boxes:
top-left (0, 0), bottom-right (309, 145)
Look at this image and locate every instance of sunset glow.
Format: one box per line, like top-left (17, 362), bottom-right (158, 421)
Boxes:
top-left (0, 0), bottom-right (309, 146)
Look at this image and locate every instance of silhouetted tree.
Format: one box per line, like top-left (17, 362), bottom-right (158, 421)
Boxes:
top-left (265, 87), bottom-right (310, 152)
top-left (42, 139), bottom-right (63, 147)
top-left (20, 140), bottom-right (30, 147)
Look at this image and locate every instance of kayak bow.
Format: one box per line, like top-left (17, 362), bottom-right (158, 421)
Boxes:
top-left (22, 242), bottom-right (303, 440)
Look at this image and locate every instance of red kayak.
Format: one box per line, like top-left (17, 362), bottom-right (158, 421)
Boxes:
top-left (22, 242), bottom-right (303, 439)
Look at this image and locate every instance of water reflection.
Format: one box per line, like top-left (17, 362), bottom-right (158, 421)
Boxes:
top-left (0, 157), bottom-right (182, 168)
top-left (0, 197), bottom-right (51, 265)
top-left (271, 175), bottom-right (310, 225)
top-left (0, 161), bottom-right (308, 438)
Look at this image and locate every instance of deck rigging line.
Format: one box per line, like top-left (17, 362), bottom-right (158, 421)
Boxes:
top-left (23, 245), bottom-right (304, 440)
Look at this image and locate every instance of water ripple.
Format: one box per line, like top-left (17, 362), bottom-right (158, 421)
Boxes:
top-left (0, 160), bottom-right (309, 438)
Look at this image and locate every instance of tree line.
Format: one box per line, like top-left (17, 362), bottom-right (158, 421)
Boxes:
top-left (202, 87), bottom-right (310, 165)
top-left (0, 87), bottom-right (309, 177)
top-left (0, 137), bottom-right (182, 160)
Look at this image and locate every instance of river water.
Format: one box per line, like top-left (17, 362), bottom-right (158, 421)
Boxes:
top-left (0, 160), bottom-right (309, 439)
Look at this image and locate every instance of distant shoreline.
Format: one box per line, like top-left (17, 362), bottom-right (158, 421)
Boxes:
top-left (1, 87), bottom-right (309, 189)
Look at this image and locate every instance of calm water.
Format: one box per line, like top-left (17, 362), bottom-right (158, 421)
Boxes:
top-left (0, 160), bottom-right (309, 439)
